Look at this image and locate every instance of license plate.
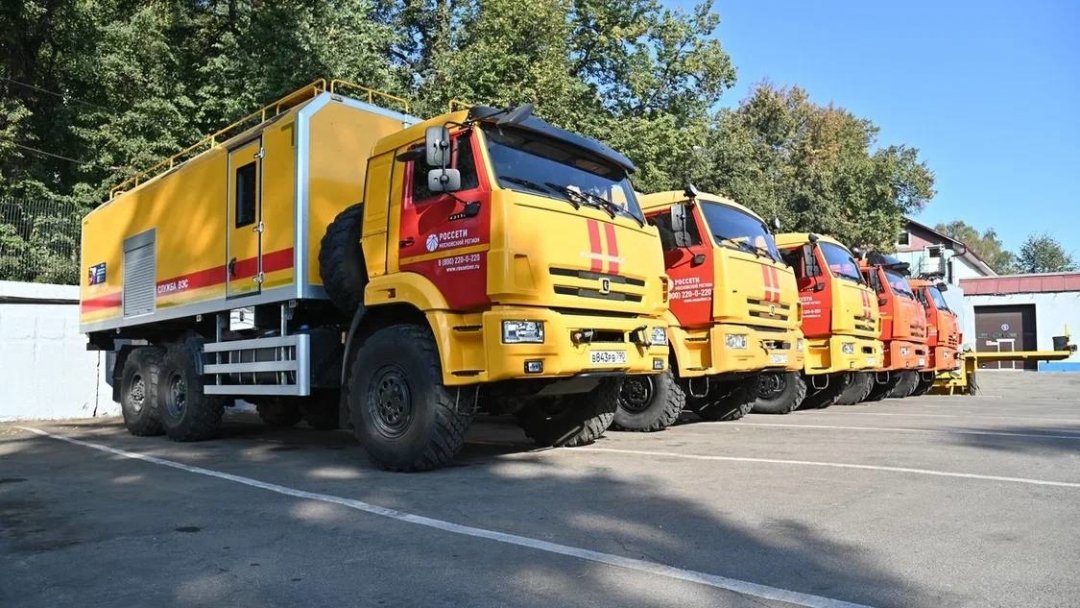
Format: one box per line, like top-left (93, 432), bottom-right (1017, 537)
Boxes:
top-left (590, 350), bottom-right (628, 365)
top-left (770, 353), bottom-right (788, 365)
top-left (917, 357), bottom-right (927, 367)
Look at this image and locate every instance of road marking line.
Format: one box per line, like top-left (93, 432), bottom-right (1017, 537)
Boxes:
top-left (820, 411), bottom-right (1080, 424)
top-left (569, 447), bottom-right (1080, 489)
top-left (725, 422), bottom-right (1080, 441)
top-left (17, 426), bottom-right (869, 608)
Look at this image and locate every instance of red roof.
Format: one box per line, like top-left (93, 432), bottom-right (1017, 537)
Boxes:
top-left (960, 272), bottom-right (1080, 295)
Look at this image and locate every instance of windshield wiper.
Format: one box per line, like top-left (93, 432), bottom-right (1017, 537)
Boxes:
top-left (501, 176), bottom-right (579, 209)
top-left (713, 233), bottom-right (774, 261)
top-left (545, 183), bottom-right (645, 227)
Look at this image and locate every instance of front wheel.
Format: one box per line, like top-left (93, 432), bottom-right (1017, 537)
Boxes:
top-left (693, 377), bottom-right (757, 421)
top-left (751, 372), bottom-right (807, 415)
top-left (910, 373), bottom-right (936, 397)
top-left (836, 372), bottom-right (874, 405)
top-left (887, 371), bottom-right (919, 399)
top-left (799, 373), bottom-right (852, 410)
top-left (517, 379), bottom-right (620, 446)
top-left (347, 324), bottom-right (471, 471)
top-left (612, 371), bottom-right (685, 432)
top-left (119, 347), bottom-right (166, 436)
top-left (865, 374), bottom-right (901, 402)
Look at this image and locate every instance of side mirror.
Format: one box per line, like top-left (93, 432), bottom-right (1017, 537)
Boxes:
top-left (802, 243), bottom-right (820, 276)
top-left (808, 232), bottom-right (820, 243)
top-left (425, 126), bottom-right (451, 167)
top-left (772, 216), bottom-right (781, 231)
top-left (428, 168), bottom-right (461, 193)
top-left (670, 203), bottom-right (694, 248)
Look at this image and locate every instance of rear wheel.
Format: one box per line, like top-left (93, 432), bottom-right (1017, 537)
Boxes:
top-left (612, 371), bottom-right (685, 432)
top-left (887, 371), bottom-right (919, 399)
top-left (158, 338), bottom-right (227, 441)
top-left (865, 374), bottom-right (901, 402)
top-left (517, 379), bottom-right (620, 446)
top-left (836, 372), bottom-right (874, 405)
top-left (693, 377), bottom-right (757, 421)
top-left (256, 400), bottom-right (303, 428)
top-left (301, 391), bottom-right (340, 430)
top-left (751, 372), bottom-right (807, 415)
top-left (119, 347), bottom-right (166, 436)
top-left (799, 373), bottom-right (851, 409)
top-left (347, 324), bottom-right (471, 471)
top-left (911, 373), bottom-right (936, 397)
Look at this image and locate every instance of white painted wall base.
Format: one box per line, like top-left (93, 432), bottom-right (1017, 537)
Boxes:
top-left (0, 281), bottom-right (115, 421)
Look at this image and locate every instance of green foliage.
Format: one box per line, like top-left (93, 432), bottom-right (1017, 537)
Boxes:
top-left (702, 84), bottom-right (935, 248)
top-left (1, 0), bottom-right (934, 283)
top-left (934, 220), bottom-right (1018, 274)
top-left (1016, 233), bottom-right (1076, 274)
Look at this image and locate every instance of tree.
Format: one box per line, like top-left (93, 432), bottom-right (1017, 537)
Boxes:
top-left (1016, 233), bottom-right (1076, 274)
top-left (701, 83), bottom-right (935, 248)
top-left (934, 220), bottom-right (1018, 274)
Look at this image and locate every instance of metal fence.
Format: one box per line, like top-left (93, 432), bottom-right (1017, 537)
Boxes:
top-left (0, 197), bottom-right (81, 285)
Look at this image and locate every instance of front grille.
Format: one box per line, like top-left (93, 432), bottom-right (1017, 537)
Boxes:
top-left (554, 286), bottom-right (643, 302)
top-left (550, 267), bottom-right (645, 286)
top-left (746, 298), bottom-right (791, 322)
top-left (550, 266), bottom-right (645, 304)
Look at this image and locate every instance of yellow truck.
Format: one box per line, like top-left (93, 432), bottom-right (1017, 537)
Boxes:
top-left (81, 80), bottom-right (669, 471)
top-left (611, 188), bottom-right (804, 431)
top-left (764, 233), bottom-right (884, 411)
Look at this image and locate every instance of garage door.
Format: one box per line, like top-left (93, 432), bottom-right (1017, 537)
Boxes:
top-left (974, 304), bottom-right (1037, 370)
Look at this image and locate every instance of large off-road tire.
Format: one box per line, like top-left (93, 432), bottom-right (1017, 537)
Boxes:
top-left (119, 347), bottom-right (166, 436)
top-left (693, 377), bottom-right (757, 421)
top-left (301, 391), bottom-right (340, 430)
top-left (256, 400), bottom-right (303, 428)
top-left (887, 371), bottom-right (919, 399)
top-left (865, 374), bottom-right (901, 403)
top-left (157, 338), bottom-right (227, 441)
top-left (347, 324), bottom-right (471, 471)
top-left (517, 379), bottom-right (621, 446)
top-left (800, 373), bottom-right (852, 410)
top-left (751, 372), bottom-right (807, 415)
top-left (319, 203), bottom-right (366, 314)
top-left (836, 372), bottom-right (874, 405)
top-left (612, 371), bottom-right (685, 432)
top-left (910, 373), bottom-right (936, 397)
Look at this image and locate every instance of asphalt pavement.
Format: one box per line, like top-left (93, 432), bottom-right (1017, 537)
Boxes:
top-left (2, 371), bottom-right (1079, 608)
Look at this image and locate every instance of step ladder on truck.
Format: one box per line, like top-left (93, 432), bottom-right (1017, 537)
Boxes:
top-left (81, 79), bottom-right (670, 471)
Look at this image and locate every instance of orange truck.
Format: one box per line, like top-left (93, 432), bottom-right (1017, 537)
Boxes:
top-left (859, 252), bottom-right (929, 401)
top-left (80, 80), bottom-right (670, 471)
top-left (909, 277), bottom-right (961, 396)
top-left (769, 233), bottom-right (883, 411)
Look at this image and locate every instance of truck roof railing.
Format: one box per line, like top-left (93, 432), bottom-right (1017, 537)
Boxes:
top-left (109, 79), bottom-right (411, 200)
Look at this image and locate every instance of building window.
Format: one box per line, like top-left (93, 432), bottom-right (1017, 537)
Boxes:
top-left (928, 245), bottom-right (942, 258)
top-left (897, 231), bottom-right (910, 246)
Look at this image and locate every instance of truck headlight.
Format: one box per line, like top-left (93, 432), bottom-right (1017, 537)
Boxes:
top-left (842, 342), bottom-right (855, 355)
top-left (900, 346), bottom-right (910, 356)
top-left (726, 334), bottom-right (748, 350)
top-left (796, 339), bottom-right (805, 352)
top-left (502, 320), bottom-right (544, 344)
top-left (650, 327), bottom-right (668, 346)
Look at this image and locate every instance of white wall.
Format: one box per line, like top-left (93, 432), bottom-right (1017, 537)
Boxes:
top-left (0, 281), bottom-right (114, 421)
top-left (962, 291), bottom-right (1080, 368)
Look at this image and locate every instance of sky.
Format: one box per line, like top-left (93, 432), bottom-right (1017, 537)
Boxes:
top-left (672, 0), bottom-right (1080, 257)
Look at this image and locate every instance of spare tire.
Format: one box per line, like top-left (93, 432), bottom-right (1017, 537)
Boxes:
top-left (319, 204), bottom-right (367, 314)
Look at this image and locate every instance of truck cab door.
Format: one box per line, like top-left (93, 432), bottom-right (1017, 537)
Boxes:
top-left (226, 138), bottom-right (263, 298)
top-left (649, 205), bottom-right (713, 327)
top-left (396, 133), bottom-right (491, 310)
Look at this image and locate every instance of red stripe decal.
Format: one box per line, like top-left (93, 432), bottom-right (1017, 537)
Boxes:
top-left (81, 292), bottom-right (122, 312)
top-left (586, 220), bottom-right (602, 273)
top-left (603, 222), bottom-right (620, 274)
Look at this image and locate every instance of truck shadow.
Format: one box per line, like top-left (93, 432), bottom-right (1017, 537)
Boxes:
top-left (947, 424), bottom-right (1080, 455)
top-left (0, 416), bottom-right (963, 608)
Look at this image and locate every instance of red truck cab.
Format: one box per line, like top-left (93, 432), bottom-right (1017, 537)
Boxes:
top-left (859, 252), bottom-right (929, 400)
top-left (910, 278), bottom-right (961, 395)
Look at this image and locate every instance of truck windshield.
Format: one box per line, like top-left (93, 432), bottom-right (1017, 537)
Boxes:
top-left (699, 201), bottom-right (780, 261)
top-left (885, 269), bottom-right (915, 298)
top-left (480, 124), bottom-right (644, 223)
top-left (928, 286), bottom-right (950, 311)
top-left (820, 242), bottom-right (864, 284)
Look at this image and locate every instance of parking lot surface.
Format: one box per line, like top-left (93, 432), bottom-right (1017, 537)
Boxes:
top-left (3, 372), bottom-right (1080, 608)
